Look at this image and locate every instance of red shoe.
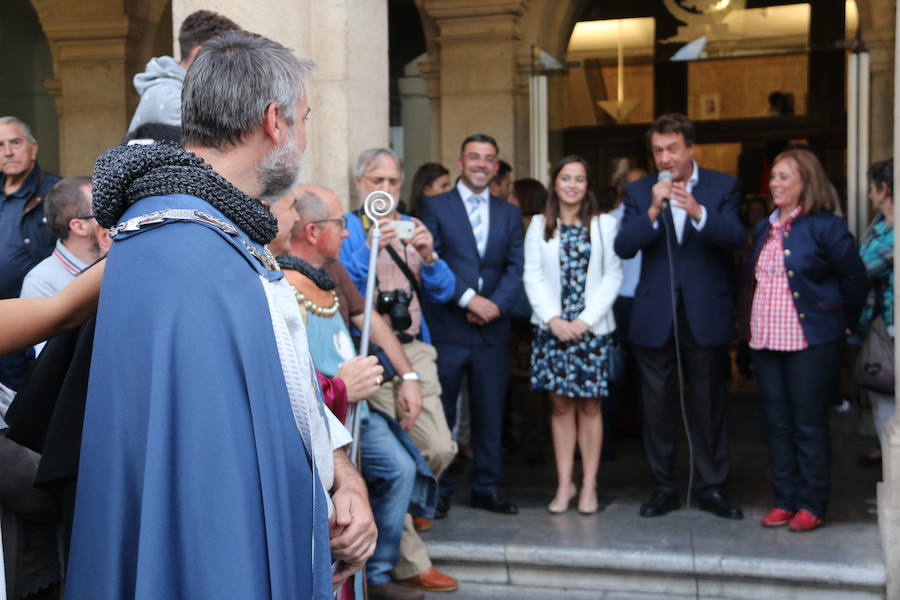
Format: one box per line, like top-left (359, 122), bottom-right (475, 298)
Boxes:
top-left (760, 508), bottom-right (795, 527)
top-left (412, 517), bottom-right (432, 531)
top-left (400, 566), bottom-right (459, 592)
top-left (788, 509), bottom-right (823, 532)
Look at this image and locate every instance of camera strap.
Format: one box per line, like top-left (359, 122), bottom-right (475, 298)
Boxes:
top-left (385, 244), bottom-right (420, 296)
top-left (355, 208), bottom-right (421, 296)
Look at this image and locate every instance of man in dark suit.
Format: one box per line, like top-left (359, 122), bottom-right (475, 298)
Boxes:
top-left (418, 134), bottom-right (523, 515)
top-left (614, 114), bottom-right (746, 519)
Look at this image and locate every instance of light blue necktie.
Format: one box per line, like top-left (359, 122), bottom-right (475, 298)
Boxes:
top-left (468, 195), bottom-right (486, 257)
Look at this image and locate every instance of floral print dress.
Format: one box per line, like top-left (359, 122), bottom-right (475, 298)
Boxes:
top-left (530, 224), bottom-right (610, 398)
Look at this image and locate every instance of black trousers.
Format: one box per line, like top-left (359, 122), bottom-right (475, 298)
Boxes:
top-left (751, 341), bottom-right (841, 517)
top-left (632, 303), bottom-right (730, 494)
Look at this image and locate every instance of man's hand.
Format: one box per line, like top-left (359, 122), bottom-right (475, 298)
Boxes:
top-left (409, 219), bottom-right (435, 263)
top-left (467, 295), bottom-right (500, 324)
top-left (335, 356), bottom-right (383, 403)
top-left (367, 217), bottom-right (398, 251)
top-left (669, 182), bottom-right (702, 221)
top-left (330, 451), bottom-right (377, 588)
top-left (649, 178), bottom-right (671, 223)
top-left (396, 379), bottom-right (422, 430)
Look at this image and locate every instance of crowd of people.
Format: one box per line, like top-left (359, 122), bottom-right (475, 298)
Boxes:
top-left (0, 9), bottom-right (894, 600)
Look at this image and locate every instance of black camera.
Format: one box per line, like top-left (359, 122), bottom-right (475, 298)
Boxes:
top-left (377, 289), bottom-right (413, 331)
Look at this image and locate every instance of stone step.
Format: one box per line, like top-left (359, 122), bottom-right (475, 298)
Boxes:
top-left (423, 504), bottom-right (886, 600)
top-left (432, 581), bottom-right (701, 599)
top-left (429, 540), bottom-right (885, 600)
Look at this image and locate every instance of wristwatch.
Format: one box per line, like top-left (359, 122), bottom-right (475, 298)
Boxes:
top-left (423, 250), bottom-right (439, 265)
top-left (400, 371), bottom-right (422, 382)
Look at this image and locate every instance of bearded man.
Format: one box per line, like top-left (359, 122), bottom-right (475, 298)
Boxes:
top-left (64, 31), bottom-right (374, 600)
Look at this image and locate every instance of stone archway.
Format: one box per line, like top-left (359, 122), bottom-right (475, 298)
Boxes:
top-left (1, 0), bottom-right (59, 173)
top-left (26, 0), bottom-right (170, 176)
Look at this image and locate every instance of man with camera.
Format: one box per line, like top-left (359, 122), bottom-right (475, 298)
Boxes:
top-left (341, 147), bottom-right (459, 593)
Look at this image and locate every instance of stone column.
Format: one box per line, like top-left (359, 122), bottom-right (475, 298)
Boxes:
top-left (398, 54), bottom-right (432, 207)
top-left (172, 0), bottom-right (390, 208)
top-left (422, 0), bottom-right (528, 175)
top-left (865, 1), bottom-right (895, 164)
top-left (881, 6), bottom-right (900, 598)
top-left (40, 14), bottom-right (143, 176)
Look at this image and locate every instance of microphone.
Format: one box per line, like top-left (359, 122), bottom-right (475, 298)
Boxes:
top-left (657, 171), bottom-right (672, 210)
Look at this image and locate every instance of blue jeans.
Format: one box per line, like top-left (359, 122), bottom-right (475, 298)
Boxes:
top-left (751, 341), bottom-right (842, 517)
top-left (360, 409), bottom-right (416, 587)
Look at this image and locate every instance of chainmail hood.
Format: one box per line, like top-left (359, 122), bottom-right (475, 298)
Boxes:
top-left (92, 141), bottom-right (277, 244)
top-left (276, 254), bottom-right (336, 290)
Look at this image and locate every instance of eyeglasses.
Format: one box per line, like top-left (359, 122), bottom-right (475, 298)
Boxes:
top-left (363, 175), bottom-right (401, 188)
top-left (75, 215), bottom-right (96, 220)
top-left (312, 216), bottom-right (347, 230)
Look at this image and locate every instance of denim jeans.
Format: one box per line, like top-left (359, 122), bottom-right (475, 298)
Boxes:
top-left (360, 409), bottom-right (416, 587)
top-left (751, 340), bottom-right (842, 517)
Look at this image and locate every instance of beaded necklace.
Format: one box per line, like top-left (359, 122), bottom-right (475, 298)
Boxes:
top-left (293, 287), bottom-right (341, 318)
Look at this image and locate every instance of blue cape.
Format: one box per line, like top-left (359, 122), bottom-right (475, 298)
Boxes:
top-left (65, 194), bottom-right (331, 599)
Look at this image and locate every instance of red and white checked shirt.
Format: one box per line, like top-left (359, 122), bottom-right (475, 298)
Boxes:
top-left (749, 206), bottom-right (808, 351)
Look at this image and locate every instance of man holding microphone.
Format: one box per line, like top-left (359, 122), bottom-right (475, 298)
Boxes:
top-left (614, 113), bottom-right (746, 520)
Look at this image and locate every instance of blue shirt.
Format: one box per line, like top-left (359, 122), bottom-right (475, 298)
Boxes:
top-left (0, 168), bottom-right (38, 298)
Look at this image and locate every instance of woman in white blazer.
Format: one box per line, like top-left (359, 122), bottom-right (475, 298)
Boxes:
top-left (524, 155), bottom-right (623, 515)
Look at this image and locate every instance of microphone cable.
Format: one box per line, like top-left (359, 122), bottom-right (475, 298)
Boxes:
top-left (660, 198), bottom-right (700, 600)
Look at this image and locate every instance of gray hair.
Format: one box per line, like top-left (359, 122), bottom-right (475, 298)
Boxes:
top-left (45, 176), bottom-right (92, 239)
top-left (181, 31), bottom-right (315, 150)
top-left (0, 116), bottom-right (36, 143)
top-left (354, 147), bottom-right (404, 183)
top-left (294, 188), bottom-right (330, 222)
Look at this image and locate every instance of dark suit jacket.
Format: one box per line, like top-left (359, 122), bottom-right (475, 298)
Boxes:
top-left (418, 188), bottom-right (524, 347)
top-left (614, 167), bottom-right (746, 348)
top-left (749, 211), bottom-right (866, 346)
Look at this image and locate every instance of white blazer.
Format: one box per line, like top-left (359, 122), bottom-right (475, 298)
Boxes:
top-left (523, 213), bottom-right (623, 335)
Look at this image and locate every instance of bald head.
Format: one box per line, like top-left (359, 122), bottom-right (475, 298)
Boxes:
top-left (289, 184), bottom-right (348, 265)
top-left (293, 184), bottom-right (339, 222)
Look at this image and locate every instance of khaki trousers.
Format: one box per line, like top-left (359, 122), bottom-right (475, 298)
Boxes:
top-left (368, 339), bottom-right (457, 579)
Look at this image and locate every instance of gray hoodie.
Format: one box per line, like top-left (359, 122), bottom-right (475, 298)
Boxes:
top-left (127, 56), bottom-right (186, 134)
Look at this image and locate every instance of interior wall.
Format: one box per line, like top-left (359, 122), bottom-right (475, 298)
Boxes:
top-left (557, 52), bottom-right (808, 130)
top-left (687, 53), bottom-right (808, 120)
top-left (0, 0), bottom-right (59, 174)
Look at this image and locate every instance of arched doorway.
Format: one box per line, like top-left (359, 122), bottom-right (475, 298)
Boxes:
top-left (0, 0), bottom-right (59, 173)
top-left (558, 1), bottom-right (858, 204)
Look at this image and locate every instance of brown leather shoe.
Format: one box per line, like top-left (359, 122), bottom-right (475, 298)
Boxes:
top-left (400, 566), bottom-right (459, 592)
top-left (412, 516), bottom-right (432, 531)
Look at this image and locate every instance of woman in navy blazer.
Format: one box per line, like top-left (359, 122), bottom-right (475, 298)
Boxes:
top-left (524, 156), bottom-right (623, 515)
top-left (749, 148), bottom-right (866, 532)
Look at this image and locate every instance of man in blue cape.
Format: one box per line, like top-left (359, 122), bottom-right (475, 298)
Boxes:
top-left (64, 31), bottom-right (375, 599)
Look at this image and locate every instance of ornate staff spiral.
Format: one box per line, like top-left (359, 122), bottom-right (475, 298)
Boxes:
top-left (348, 190), bottom-right (397, 466)
top-left (363, 190), bottom-right (396, 222)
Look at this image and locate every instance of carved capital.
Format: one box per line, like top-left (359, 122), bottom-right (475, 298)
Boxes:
top-left (423, 0), bottom-right (527, 45)
top-left (418, 56), bottom-right (442, 99)
top-left (42, 15), bottom-right (144, 64)
top-left (43, 78), bottom-right (63, 116)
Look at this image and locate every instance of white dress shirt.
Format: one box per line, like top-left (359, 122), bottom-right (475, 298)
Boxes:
top-left (653, 160), bottom-right (707, 242)
top-left (456, 180), bottom-right (490, 308)
top-left (609, 204), bottom-right (641, 298)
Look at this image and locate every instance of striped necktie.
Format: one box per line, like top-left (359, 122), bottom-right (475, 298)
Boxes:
top-left (468, 195), bottom-right (486, 257)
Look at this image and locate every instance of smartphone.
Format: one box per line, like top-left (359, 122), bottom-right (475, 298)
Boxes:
top-left (392, 219), bottom-right (415, 241)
